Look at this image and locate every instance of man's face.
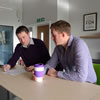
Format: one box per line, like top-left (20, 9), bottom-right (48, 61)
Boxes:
top-left (17, 31), bottom-right (30, 46)
top-left (51, 29), bottom-right (64, 45)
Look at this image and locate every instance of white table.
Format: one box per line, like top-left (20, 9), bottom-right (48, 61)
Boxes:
top-left (0, 65), bottom-right (100, 100)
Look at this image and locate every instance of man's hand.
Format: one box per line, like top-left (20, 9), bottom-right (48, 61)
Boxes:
top-left (3, 64), bottom-right (11, 72)
top-left (47, 67), bottom-right (57, 77)
top-left (24, 65), bottom-right (34, 72)
top-left (32, 71), bottom-right (36, 81)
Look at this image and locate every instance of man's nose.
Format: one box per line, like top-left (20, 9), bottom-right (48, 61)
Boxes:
top-left (21, 39), bottom-right (25, 43)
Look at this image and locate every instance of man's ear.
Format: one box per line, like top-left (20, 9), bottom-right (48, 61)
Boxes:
top-left (62, 32), bottom-right (66, 37)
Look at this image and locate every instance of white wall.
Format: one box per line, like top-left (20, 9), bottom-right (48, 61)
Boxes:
top-left (22, 0), bottom-right (100, 59)
top-left (22, 0), bottom-right (71, 55)
top-left (49, 0), bottom-right (70, 55)
top-left (22, 0), bottom-right (58, 55)
top-left (57, 0), bottom-right (69, 21)
top-left (0, 0), bottom-right (22, 51)
top-left (22, 0), bottom-right (57, 25)
top-left (69, 0), bottom-right (100, 59)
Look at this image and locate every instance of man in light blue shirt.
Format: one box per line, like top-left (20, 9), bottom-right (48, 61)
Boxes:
top-left (44, 20), bottom-right (97, 83)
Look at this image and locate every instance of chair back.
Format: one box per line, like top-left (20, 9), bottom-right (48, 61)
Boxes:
top-left (93, 63), bottom-right (100, 85)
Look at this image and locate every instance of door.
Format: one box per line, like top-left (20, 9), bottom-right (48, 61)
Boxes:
top-left (37, 25), bottom-right (49, 50)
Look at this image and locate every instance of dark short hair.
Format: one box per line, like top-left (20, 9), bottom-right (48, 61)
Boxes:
top-left (16, 26), bottom-right (29, 35)
top-left (50, 20), bottom-right (71, 36)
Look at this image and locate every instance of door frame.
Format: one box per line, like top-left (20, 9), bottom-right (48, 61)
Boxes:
top-left (36, 21), bottom-right (52, 55)
top-left (28, 21), bottom-right (54, 56)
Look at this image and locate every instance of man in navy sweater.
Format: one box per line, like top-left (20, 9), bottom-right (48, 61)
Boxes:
top-left (3, 26), bottom-right (50, 72)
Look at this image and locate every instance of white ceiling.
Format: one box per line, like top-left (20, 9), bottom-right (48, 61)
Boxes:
top-left (0, 0), bottom-right (21, 11)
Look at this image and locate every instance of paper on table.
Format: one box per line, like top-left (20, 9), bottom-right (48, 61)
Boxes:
top-left (3, 68), bottom-right (26, 76)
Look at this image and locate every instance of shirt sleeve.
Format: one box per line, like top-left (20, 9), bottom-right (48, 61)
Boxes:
top-left (7, 44), bottom-right (21, 68)
top-left (57, 40), bottom-right (89, 82)
top-left (44, 46), bottom-right (59, 74)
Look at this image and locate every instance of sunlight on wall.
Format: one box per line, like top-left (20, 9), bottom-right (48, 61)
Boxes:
top-left (58, 0), bottom-right (69, 11)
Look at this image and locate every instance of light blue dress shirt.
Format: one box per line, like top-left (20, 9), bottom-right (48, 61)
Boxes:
top-left (44, 35), bottom-right (97, 83)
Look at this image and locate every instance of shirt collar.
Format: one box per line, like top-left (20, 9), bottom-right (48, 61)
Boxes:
top-left (22, 38), bottom-right (34, 48)
top-left (67, 35), bottom-right (73, 47)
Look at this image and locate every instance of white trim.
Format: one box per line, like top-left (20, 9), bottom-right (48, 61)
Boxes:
top-left (35, 67), bottom-right (44, 71)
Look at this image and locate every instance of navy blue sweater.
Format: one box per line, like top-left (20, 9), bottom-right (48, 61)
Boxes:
top-left (8, 38), bottom-right (50, 68)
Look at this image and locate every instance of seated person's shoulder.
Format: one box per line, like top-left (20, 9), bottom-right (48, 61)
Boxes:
top-left (16, 43), bottom-right (22, 48)
top-left (33, 38), bottom-right (45, 45)
top-left (73, 37), bottom-right (86, 46)
top-left (33, 38), bottom-right (43, 42)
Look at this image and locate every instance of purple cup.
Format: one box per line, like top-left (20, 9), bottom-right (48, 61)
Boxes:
top-left (34, 64), bottom-right (44, 82)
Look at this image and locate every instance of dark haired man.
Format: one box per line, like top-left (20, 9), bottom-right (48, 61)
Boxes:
top-left (44, 20), bottom-right (97, 83)
top-left (3, 26), bottom-right (50, 72)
